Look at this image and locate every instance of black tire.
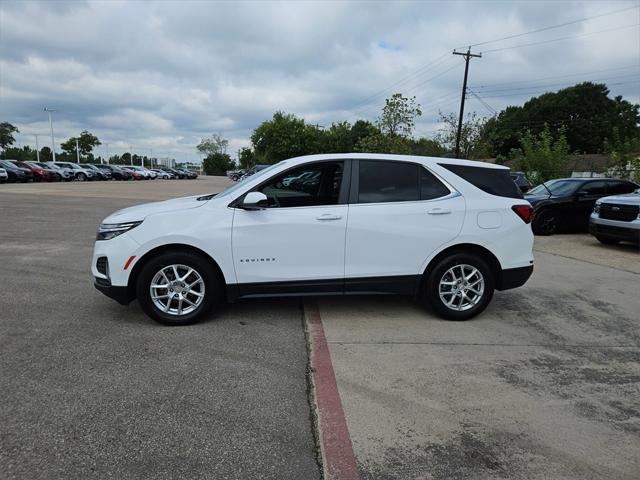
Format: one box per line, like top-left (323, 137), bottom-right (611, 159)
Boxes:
top-left (532, 209), bottom-right (557, 235)
top-left (76, 172), bottom-right (86, 182)
top-left (136, 251), bottom-right (221, 326)
top-left (423, 253), bottom-right (495, 321)
top-left (595, 236), bottom-right (619, 245)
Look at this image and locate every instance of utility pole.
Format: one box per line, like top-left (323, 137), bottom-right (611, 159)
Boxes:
top-left (34, 134), bottom-right (40, 162)
top-left (44, 107), bottom-right (57, 162)
top-left (104, 143), bottom-right (109, 164)
top-left (75, 138), bottom-right (80, 163)
top-left (130, 146), bottom-right (133, 166)
top-left (452, 48), bottom-right (481, 158)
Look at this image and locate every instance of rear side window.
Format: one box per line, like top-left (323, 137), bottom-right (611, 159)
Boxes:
top-left (607, 181), bottom-right (637, 195)
top-left (439, 164), bottom-right (523, 199)
top-left (358, 161), bottom-right (419, 203)
top-left (421, 168), bottom-right (451, 200)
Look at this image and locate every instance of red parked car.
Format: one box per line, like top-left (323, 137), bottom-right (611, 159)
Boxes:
top-left (12, 160), bottom-right (59, 182)
top-left (122, 167), bottom-right (144, 180)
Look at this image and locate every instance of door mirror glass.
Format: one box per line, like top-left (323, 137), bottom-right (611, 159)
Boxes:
top-left (241, 191), bottom-right (268, 210)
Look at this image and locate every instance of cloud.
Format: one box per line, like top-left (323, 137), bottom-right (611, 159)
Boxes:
top-left (1, 0), bottom-right (638, 161)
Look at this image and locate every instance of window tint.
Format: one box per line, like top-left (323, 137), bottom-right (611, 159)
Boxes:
top-left (578, 181), bottom-right (606, 195)
top-left (607, 181), bottom-right (636, 195)
top-left (439, 164), bottom-right (523, 199)
top-left (420, 167), bottom-right (450, 200)
top-left (257, 161), bottom-right (343, 208)
top-left (358, 161), bottom-right (419, 203)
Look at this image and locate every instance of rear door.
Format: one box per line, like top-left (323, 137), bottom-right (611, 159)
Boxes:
top-left (344, 160), bottom-right (464, 291)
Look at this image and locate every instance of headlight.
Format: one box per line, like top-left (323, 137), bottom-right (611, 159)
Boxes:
top-left (96, 221), bottom-right (142, 240)
top-left (593, 203), bottom-right (600, 214)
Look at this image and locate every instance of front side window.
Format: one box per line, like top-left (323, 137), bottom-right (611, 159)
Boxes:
top-left (256, 161), bottom-right (344, 208)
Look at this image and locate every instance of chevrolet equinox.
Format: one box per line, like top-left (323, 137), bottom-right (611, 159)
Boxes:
top-left (93, 154), bottom-right (534, 325)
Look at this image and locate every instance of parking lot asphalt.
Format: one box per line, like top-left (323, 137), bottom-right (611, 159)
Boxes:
top-left (316, 250), bottom-right (640, 479)
top-left (0, 179), bottom-right (320, 480)
top-left (2, 178), bottom-right (639, 480)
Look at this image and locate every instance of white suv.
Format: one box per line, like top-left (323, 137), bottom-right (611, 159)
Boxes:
top-left (92, 154), bottom-right (534, 325)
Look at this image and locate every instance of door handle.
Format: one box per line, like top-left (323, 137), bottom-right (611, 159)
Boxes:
top-left (428, 208), bottom-right (451, 215)
top-left (316, 214), bottom-right (342, 221)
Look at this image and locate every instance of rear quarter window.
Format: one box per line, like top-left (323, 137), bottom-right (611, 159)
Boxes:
top-left (439, 164), bottom-right (523, 199)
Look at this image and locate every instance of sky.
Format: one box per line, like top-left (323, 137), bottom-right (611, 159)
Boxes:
top-left (1, 0), bottom-right (639, 163)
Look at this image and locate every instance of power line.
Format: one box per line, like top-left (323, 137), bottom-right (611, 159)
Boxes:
top-left (351, 60), bottom-right (462, 118)
top-left (469, 72), bottom-right (639, 94)
top-left (348, 51), bottom-right (452, 112)
top-left (483, 23), bottom-right (639, 54)
top-left (467, 88), bottom-right (497, 115)
top-left (470, 64), bottom-right (640, 90)
top-left (460, 4), bottom-right (639, 49)
top-left (479, 80), bottom-right (639, 98)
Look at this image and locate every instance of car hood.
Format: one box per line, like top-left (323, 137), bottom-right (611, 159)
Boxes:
top-left (597, 192), bottom-right (640, 205)
top-left (103, 195), bottom-right (210, 223)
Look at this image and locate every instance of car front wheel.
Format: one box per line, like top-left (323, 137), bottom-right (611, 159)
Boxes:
top-left (136, 251), bottom-right (220, 326)
top-left (423, 254), bottom-right (494, 321)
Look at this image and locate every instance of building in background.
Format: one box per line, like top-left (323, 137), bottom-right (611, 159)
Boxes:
top-left (153, 157), bottom-right (176, 168)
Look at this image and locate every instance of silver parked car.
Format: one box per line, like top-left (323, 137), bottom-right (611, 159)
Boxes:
top-left (590, 188), bottom-right (640, 245)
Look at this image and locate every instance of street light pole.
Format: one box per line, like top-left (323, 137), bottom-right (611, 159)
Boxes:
top-left (75, 138), bottom-right (81, 163)
top-left (34, 134), bottom-right (40, 162)
top-left (44, 107), bottom-right (57, 162)
top-left (105, 143), bottom-right (109, 164)
top-left (130, 146), bottom-right (133, 166)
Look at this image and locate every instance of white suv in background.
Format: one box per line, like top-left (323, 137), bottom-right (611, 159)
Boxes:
top-left (92, 154), bottom-right (535, 325)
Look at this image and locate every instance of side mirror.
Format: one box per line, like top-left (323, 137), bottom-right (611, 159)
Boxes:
top-left (240, 191), bottom-right (268, 210)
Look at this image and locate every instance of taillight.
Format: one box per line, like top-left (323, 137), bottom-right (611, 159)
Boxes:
top-left (512, 205), bottom-right (534, 224)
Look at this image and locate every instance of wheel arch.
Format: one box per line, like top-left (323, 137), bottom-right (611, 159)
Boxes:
top-left (126, 243), bottom-right (226, 302)
top-left (420, 243), bottom-right (502, 294)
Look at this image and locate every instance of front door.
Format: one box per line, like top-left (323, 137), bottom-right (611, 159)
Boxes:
top-left (232, 160), bottom-right (347, 289)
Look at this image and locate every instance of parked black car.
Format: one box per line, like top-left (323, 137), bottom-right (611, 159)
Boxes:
top-left (525, 177), bottom-right (639, 235)
top-left (175, 168), bottom-right (197, 179)
top-left (160, 167), bottom-right (187, 179)
top-left (95, 164), bottom-right (132, 180)
top-left (0, 159), bottom-right (34, 183)
top-left (510, 171), bottom-right (533, 193)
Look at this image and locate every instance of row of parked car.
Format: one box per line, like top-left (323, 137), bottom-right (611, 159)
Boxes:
top-left (0, 160), bottom-right (198, 183)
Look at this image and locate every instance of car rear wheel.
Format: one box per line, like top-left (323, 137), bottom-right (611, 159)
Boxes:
top-left (136, 251), bottom-right (220, 326)
top-left (423, 253), bottom-right (494, 321)
top-left (532, 209), bottom-right (557, 235)
top-left (76, 172), bottom-right (86, 182)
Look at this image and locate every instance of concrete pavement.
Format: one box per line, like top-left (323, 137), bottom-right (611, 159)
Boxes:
top-left (316, 251), bottom-right (640, 479)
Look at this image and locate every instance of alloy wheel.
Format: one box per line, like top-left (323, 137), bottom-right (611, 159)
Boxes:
top-left (150, 264), bottom-right (205, 316)
top-left (438, 264), bottom-right (485, 311)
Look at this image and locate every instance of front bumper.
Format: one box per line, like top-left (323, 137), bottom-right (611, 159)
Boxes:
top-left (94, 277), bottom-right (134, 305)
top-left (589, 218), bottom-right (640, 244)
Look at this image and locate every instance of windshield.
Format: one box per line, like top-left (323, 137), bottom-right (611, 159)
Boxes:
top-left (217, 162), bottom-right (282, 198)
top-left (528, 179), bottom-right (580, 196)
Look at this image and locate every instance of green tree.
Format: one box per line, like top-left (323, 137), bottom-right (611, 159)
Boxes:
top-left (436, 111), bottom-right (491, 159)
top-left (238, 147), bottom-right (255, 169)
top-left (251, 112), bottom-right (321, 163)
top-left (377, 93), bottom-right (422, 138)
top-left (38, 146), bottom-right (52, 161)
top-left (61, 130), bottom-right (101, 158)
top-left (604, 128), bottom-right (640, 183)
top-left (511, 125), bottom-right (571, 183)
top-left (484, 82), bottom-right (640, 156)
top-left (202, 152), bottom-right (235, 175)
top-left (197, 133), bottom-right (229, 156)
top-left (409, 137), bottom-right (447, 157)
top-left (0, 122), bottom-right (19, 150)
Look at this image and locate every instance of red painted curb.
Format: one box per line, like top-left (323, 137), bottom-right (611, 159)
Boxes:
top-left (305, 301), bottom-right (361, 480)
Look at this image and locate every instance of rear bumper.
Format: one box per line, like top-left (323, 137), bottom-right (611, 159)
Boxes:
top-left (94, 277), bottom-right (133, 305)
top-left (497, 265), bottom-right (533, 291)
